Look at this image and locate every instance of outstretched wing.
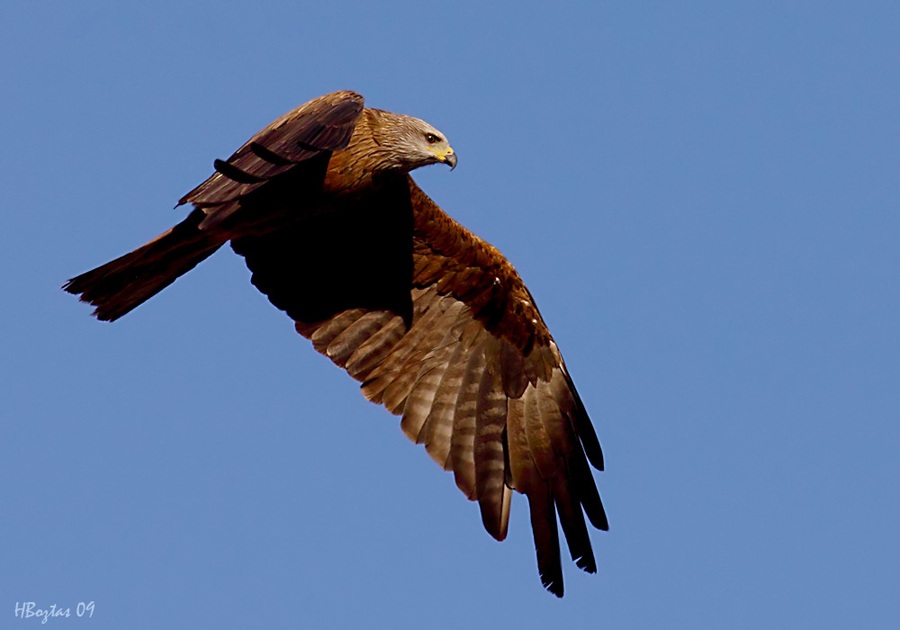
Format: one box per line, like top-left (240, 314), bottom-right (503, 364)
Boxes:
top-left (181, 90), bottom-right (365, 229)
top-left (62, 91), bottom-right (366, 322)
top-left (232, 175), bottom-right (607, 597)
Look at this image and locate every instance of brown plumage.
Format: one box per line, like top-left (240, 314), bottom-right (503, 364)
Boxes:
top-left (63, 90), bottom-right (607, 596)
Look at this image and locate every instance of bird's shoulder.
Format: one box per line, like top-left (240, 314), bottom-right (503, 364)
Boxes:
top-left (407, 178), bottom-right (552, 357)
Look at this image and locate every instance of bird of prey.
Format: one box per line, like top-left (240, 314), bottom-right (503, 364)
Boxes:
top-left (63, 90), bottom-right (607, 596)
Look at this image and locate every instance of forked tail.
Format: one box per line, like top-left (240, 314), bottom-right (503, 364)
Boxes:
top-left (63, 209), bottom-right (225, 321)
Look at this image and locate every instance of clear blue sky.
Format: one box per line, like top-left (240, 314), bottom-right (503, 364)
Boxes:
top-left (3, 2), bottom-right (899, 628)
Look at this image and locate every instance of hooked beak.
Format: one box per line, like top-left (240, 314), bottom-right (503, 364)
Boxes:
top-left (442, 150), bottom-right (457, 170)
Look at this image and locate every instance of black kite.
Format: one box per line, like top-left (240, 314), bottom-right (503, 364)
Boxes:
top-left (63, 90), bottom-right (608, 596)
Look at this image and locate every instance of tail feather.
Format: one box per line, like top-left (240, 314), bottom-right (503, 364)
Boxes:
top-left (63, 209), bottom-right (225, 321)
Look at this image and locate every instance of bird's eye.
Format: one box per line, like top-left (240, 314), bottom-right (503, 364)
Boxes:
top-left (425, 133), bottom-right (441, 144)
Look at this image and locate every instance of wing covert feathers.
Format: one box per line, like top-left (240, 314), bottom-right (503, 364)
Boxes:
top-left (180, 91), bottom-right (364, 228)
top-left (291, 180), bottom-right (606, 596)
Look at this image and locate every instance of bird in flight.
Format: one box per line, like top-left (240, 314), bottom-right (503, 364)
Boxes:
top-left (63, 90), bottom-right (607, 596)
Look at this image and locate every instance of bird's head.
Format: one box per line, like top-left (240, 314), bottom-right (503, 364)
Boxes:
top-left (371, 110), bottom-right (457, 172)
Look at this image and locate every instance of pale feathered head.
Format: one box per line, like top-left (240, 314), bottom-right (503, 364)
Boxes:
top-left (368, 109), bottom-right (457, 172)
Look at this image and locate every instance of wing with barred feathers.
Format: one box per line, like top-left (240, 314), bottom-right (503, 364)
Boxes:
top-left (180, 90), bottom-right (364, 229)
top-left (234, 175), bottom-right (607, 597)
top-left (63, 91), bottom-right (365, 321)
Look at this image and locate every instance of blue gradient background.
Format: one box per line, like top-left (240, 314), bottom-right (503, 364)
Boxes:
top-left (2, 2), bottom-right (898, 628)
